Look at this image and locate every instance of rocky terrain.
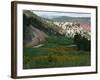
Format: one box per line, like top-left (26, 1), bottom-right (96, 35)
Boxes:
top-left (53, 21), bottom-right (90, 40)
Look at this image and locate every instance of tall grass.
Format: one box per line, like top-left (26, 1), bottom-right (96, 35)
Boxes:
top-left (23, 47), bottom-right (90, 69)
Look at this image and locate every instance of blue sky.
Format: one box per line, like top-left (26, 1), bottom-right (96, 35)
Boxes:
top-left (32, 10), bottom-right (91, 19)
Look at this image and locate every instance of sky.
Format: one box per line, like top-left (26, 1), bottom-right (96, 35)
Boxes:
top-left (32, 10), bottom-right (91, 19)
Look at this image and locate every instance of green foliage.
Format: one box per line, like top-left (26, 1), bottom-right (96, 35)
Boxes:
top-left (74, 33), bottom-right (91, 51)
top-left (43, 35), bottom-right (74, 48)
top-left (23, 47), bottom-right (90, 69)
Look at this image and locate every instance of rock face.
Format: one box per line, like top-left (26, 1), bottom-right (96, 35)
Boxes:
top-left (54, 21), bottom-right (91, 40)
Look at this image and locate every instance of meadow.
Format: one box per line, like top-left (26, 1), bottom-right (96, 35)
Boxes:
top-left (23, 36), bottom-right (91, 69)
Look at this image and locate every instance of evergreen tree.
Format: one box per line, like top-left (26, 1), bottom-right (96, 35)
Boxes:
top-left (74, 33), bottom-right (90, 51)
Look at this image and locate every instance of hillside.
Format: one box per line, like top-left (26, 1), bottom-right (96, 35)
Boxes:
top-left (23, 10), bottom-right (62, 47)
top-left (23, 10), bottom-right (91, 47)
top-left (53, 21), bottom-right (90, 39)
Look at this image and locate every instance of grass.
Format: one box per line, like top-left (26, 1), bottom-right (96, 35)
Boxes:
top-left (23, 36), bottom-right (91, 69)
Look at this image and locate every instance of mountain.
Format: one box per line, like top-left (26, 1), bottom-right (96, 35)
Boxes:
top-left (23, 10), bottom-right (91, 47)
top-left (52, 16), bottom-right (90, 23)
top-left (53, 21), bottom-right (90, 39)
top-left (51, 16), bottom-right (91, 39)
